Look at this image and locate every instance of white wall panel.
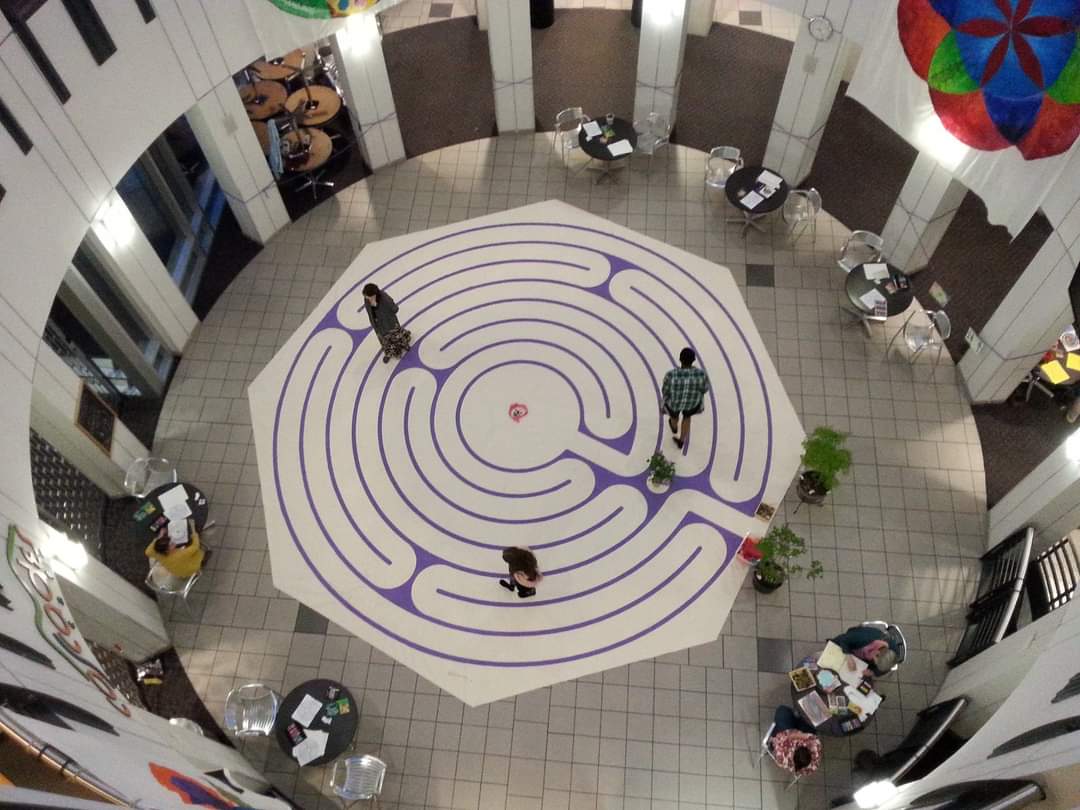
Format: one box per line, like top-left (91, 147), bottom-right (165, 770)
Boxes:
top-left (196, 0), bottom-right (263, 76)
top-left (153, 0), bottom-right (215, 100)
top-left (173, 0), bottom-right (229, 87)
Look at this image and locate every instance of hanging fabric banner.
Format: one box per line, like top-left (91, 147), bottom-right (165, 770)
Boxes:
top-left (847, 0), bottom-right (1080, 237)
top-left (244, 0), bottom-right (403, 63)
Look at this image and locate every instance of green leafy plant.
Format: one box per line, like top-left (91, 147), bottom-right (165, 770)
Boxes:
top-left (647, 452), bottom-right (676, 486)
top-left (800, 426), bottom-right (852, 493)
top-left (756, 524), bottom-right (824, 586)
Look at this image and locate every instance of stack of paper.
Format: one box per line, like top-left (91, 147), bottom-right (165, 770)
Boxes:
top-left (843, 685), bottom-right (882, 718)
top-left (292, 694), bottom-right (323, 727)
top-left (838, 656), bottom-right (868, 686)
top-left (859, 289), bottom-right (887, 311)
top-left (741, 191), bottom-right (764, 210)
top-left (582, 121), bottom-right (601, 140)
top-left (817, 641), bottom-right (845, 671)
top-left (758, 170), bottom-right (783, 189)
top-left (293, 729), bottom-right (328, 765)
top-left (864, 263), bottom-right (890, 281)
top-left (158, 486), bottom-right (191, 518)
top-left (607, 140), bottom-right (633, 157)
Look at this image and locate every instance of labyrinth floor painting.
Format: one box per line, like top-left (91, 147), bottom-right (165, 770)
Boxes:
top-left (249, 201), bottom-right (804, 705)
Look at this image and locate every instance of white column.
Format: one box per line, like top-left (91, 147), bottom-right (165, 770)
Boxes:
top-left (634, 0), bottom-right (691, 126)
top-left (686, 0), bottom-right (715, 36)
top-left (185, 81), bottom-right (290, 245)
top-left (988, 434), bottom-right (1080, 549)
top-left (487, 0), bottom-right (535, 132)
top-left (764, 9), bottom-right (848, 184)
top-left (87, 196), bottom-right (199, 356)
top-left (332, 14), bottom-right (406, 170)
top-left (477, 0), bottom-right (490, 30)
top-left (881, 152), bottom-right (967, 274)
top-left (30, 345), bottom-right (149, 498)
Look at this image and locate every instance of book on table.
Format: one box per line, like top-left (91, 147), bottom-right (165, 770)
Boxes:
top-left (582, 121), bottom-right (601, 140)
top-left (1042, 359), bottom-right (1069, 385)
top-left (607, 139), bottom-right (633, 157)
top-left (797, 691), bottom-right (831, 727)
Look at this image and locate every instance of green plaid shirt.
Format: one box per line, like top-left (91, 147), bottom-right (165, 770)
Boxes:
top-left (662, 367), bottom-right (710, 413)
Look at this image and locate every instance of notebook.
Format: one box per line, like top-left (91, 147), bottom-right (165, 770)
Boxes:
top-left (582, 121), bottom-right (601, 140)
top-left (864, 263), bottom-right (889, 281)
top-left (607, 139), bottom-right (633, 157)
top-left (1067, 353), bottom-right (1080, 373)
top-left (741, 191), bottom-right (764, 210)
top-left (1042, 360), bottom-right (1069, 385)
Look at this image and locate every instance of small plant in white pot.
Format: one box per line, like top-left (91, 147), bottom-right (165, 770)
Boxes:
top-left (646, 451), bottom-right (676, 492)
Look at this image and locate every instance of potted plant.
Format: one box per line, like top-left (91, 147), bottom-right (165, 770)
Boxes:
top-left (646, 451), bottom-right (676, 492)
top-left (797, 426), bottom-right (852, 506)
top-left (752, 524), bottom-right (823, 592)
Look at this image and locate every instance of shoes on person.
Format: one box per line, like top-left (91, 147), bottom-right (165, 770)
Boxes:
top-left (673, 437), bottom-right (684, 449)
top-left (383, 355), bottom-right (391, 364)
top-left (499, 579), bottom-right (514, 591)
top-left (668, 417), bottom-right (678, 434)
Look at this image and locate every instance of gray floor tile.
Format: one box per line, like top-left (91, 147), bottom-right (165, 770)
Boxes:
top-left (756, 637), bottom-right (793, 674)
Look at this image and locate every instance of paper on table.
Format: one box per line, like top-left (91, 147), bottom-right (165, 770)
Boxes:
top-left (157, 485), bottom-right (188, 513)
top-left (758, 170), bottom-right (782, 188)
top-left (741, 191), bottom-right (764, 210)
top-left (838, 655), bottom-right (868, 686)
top-left (859, 289), bottom-right (887, 310)
top-left (863, 262), bottom-right (889, 281)
top-left (582, 121), bottom-right (601, 140)
top-left (607, 139), bottom-right (633, 157)
top-left (165, 502), bottom-right (192, 522)
top-left (1042, 360), bottom-right (1070, 385)
top-left (817, 641), bottom-right (845, 671)
top-left (1067, 353), bottom-right (1080, 373)
top-left (292, 693), bottom-right (323, 727)
top-left (293, 729), bottom-right (328, 765)
top-left (843, 685), bottom-right (882, 717)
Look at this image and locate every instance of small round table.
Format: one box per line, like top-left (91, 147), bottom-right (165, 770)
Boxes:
top-left (790, 661), bottom-right (876, 737)
top-left (725, 165), bottom-right (789, 235)
top-left (274, 679), bottom-right (358, 767)
top-left (244, 81), bottom-right (287, 121)
top-left (285, 85), bottom-right (342, 127)
top-left (845, 262), bottom-right (914, 336)
top-left (578, 117), bottom-right (638, 184)
top-left (251, 49), bottom-right (305, 82)
top-left (281, 128), bottom-right (334, 174)
top-left (131, 482), bottom-right (209, 543)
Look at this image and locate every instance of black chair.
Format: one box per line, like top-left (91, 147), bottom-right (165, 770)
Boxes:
top-left (948, 588), bottom-right (1021, 667)
top-left (1025, 532), bottom-right (1080, 620)
top-left (971, 527), bottom-right (1033, 609)
top-left (852, 697), bottom-right (968, 788)
top-left (906, 779), bottom-right (1044, 809)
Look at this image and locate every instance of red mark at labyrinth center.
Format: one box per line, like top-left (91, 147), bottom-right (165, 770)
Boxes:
top-left (508, 403), bottom-right (528, 423)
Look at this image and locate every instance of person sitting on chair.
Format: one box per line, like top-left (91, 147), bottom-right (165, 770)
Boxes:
top-left (768, 706), bottom-right (822, 776)
top-left (145, 520), bottom-right (204, 579)
top-left (832, 625), bottom-right (898, 677)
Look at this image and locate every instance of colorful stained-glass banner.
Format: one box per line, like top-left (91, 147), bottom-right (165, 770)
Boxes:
top-left (265, 0), bottom-right (379, 18)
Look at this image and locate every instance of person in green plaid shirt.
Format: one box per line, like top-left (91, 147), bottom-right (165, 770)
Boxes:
top-left (662, 347), bottom-right (710, 449)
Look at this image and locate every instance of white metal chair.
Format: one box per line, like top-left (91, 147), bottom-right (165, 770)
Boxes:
top-left (633, 112), bottom-right (671, 173)
top-left (145, 560), bottom-right (203, 619)
top-left (704, 146), bottom-right (742, 200)
top-left (553, 107), bottom-right (590, 167)
top-left (756, 723), bottom-right (802, 790)
top-left (124, 457), bottom-right (178, 498)
top-left (223, 683), bottom-right (281, 738)
top-left (886, 309), bottom-right (951, 367)
top-left (837, 230), bottom-right (884, 273)
top-left (783, 188), bottom-right (822, 245)
top-left (331, 755), bottom-right (387, 805)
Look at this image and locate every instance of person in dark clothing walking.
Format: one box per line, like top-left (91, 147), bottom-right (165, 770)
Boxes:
top-left (363, 282), bottom-right (411, 363)
top-left (500, 547), bottom-right (542, 598)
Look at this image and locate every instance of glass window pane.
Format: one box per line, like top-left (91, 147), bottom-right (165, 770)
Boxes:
top-left (71, 245), bottom-right (152, 351)
top-left (116, 163), bottom-right (179, 267)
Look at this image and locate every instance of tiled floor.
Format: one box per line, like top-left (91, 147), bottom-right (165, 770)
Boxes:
top-left (155, 135), bottom-right (985, 810)
top-left (379, 0), bottom-right (800, 41)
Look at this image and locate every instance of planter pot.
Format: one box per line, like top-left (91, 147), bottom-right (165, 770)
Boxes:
top-left (752, 568), bottom-right (784, 593)
top-left (646, 477), bottom-right (672, 493)
top-left (797, 471), bottom-right (829, 505)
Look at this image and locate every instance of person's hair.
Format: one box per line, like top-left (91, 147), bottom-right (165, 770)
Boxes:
top-left (679, 347), bottom-right (696, 367)
top-left (153, 535), bottom-right (170, 555)
top-left (502, 546), bottom-right (538, 579)
top-left (792, 746), bottom-right (812, 772)
top-left (872, 648), bottom-right (897, 675)
top-left (362, 283), bottom-right (380, 300)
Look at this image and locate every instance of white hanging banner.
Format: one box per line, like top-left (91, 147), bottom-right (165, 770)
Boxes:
top-left (847, 0), bottom-right (1080, 237)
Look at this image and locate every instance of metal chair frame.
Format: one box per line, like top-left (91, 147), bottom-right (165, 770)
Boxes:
top-left (755, 722), bottom-right (803, 790)
top-left (837, 230), bottom-right (884, 274)
top-left (704, 146), bottom-right (743, 200)
top-left (553, 107), bottom-right (590, 169)
top-left (223, 683), bottom-right (281, 738)
top-left (124, 457), bottom-right (178, 499)
top-left (782, 188), bottom-right (822, 245)
top-left (886, 309), bottom-right (951, 367)
top-left (331, 754), bottom-right (387, 806)
top-left (633, 112), bottom-right (671, 173)
top-left (145, 559), bottom-right (203, 620)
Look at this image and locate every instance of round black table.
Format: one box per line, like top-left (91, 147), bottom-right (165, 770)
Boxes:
top-left (578, 117), bottom-right (638, 184)
top-left (845, 262), bottom-right (914, 336)
top-left (274, 679), bottom-right (358, 767)
top-left (131, 482), bottom-right (209, 542)
top-left (790, 659), bottom-right (875, 737)
top-left (725, 165), bottom-right (789, 234)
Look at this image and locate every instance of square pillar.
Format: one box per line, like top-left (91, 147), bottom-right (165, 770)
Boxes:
top-left (634, 0), bottom-right (691, 126)
top-left (332, 14), bottom-right (406, 170)
top-left (487, 0), bottom-right (535, 132)
top-left (881, 152), bottom-right (967, 274)
top-left (687, 0), bottom-right (714, 36)
top-left (185, 81), bottom-right (291, 244)
top-left (764, 15), bottom-right (848, 184)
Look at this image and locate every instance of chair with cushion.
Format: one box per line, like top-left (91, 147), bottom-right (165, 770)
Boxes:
top-left (837, 230), bottom-right (884, 273)
top-left (223, 683), bottom-right (281, 738)
top-left (633, 112), bottom-right (671, 173)
top-left (124, 457), bottom-right (178, 498)
top-left (553, 107), bottom-right (590, 168)
top-left (782, 188), bottom-right (822, 245)
top-left (859, 620), bottom-right (907, 673)
top-left (330, 755), bottom-right (387, 805)
top-left (886, 309), bottom-right (951, 367)
top-left (704, 146), bottom-right (743, 200)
